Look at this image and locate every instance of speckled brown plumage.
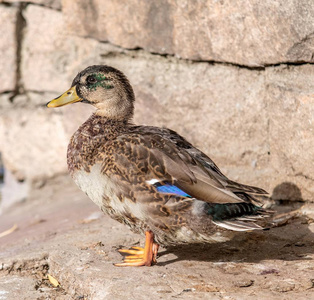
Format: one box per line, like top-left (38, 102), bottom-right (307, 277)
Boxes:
top-left (47, 65), bottom-right (270, 266)
top-left (67, 115), bottom-right (127, 173)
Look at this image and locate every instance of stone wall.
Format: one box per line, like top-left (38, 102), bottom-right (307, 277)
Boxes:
top-left (0, 0), bottom-right (313, 209)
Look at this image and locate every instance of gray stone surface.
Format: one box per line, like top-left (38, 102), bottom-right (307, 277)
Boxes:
top-left (0, 5), bottom-right (17, 93)
top-left (265, 65), bottom-right (314, 201)
top-left (63, 0), bottom-right (314, 66)
top-left (0, 91), bottom-right (94, 209)
top-left (0, 92), bottom-right (93, 203)
top-left (0, 178), bottom-right (314, 299)
top-left (21, 5), bottom-right (105, 93)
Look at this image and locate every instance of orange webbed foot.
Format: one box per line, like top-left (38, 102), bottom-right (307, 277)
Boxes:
top-left (114, 231), bottom-right (159, 267)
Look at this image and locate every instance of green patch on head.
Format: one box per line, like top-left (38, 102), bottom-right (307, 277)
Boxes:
top-left (95, 73), bottom-right (107, 82)
top-left (89, 73), bottom-right (113, 91)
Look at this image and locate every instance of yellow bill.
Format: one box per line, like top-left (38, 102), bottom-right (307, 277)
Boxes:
top-left (47, 86), bottom-right (82, 108)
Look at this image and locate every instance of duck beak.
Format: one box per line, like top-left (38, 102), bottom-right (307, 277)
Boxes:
top-left (47, 86), bottom-right (82, 108)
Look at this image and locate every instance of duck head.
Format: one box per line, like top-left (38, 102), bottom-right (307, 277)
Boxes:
top-left (47, 65), bottom-right (135, 121)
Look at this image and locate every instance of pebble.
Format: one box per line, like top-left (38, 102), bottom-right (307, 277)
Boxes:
top-left (233, 279), bottom-right (254, 288)
top-left (271, 281), bottom-right (295, 292)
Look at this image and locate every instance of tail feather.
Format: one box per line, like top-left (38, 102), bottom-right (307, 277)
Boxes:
top-left (213, 220), bottom-right (263, 231)
top-left (226, 180), bottom-right (268, 195)
top-left (234, 192), bottom-right (262, 205)
top-left (207, 202), bottom-right (262, 221)
top-left (207, 202), bottom-right (269, 232)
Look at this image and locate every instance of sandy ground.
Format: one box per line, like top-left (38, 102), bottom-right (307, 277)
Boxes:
top-left (1, 176), bottom-right (314, 300)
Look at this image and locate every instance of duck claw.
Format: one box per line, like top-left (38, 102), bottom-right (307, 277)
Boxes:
top-left (114, 231), bottom-right (159, 267)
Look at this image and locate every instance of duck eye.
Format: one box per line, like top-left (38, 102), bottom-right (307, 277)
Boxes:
top-left (86, 75), bottom-right (97, 84)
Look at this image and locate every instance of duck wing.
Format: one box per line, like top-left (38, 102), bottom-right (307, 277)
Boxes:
top-left (101, 129), bottom-right (266, 206)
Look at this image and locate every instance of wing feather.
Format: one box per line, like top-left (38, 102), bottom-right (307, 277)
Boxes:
top-left (102, 131), bottom-right (266, 207)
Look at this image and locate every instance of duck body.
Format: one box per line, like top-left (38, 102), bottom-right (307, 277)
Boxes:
top-left (47, 65), bottom-right (269, 265)
top-left (68, 114), bottom-right (266, 246)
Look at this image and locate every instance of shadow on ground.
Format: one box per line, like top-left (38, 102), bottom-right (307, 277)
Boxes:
top-left (157, 181), bottom-right (313, 266)
top-left (159, 219), bottom-right (312, 265)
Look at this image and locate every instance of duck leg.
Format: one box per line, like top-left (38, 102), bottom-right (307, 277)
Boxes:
top-left (115, 231), bottom-right (159, 267)
top-left (152, 242), bottom-right (159, 264)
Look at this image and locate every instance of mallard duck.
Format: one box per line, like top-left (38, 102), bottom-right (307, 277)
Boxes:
top-left (47, 65), bottom-right (269, 267)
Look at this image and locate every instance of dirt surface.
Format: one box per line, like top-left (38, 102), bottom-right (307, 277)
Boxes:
top-left (1, 176), bottom-right (314, 300)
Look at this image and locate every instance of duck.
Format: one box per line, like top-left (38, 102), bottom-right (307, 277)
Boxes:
top-left (47, 65), bottom-right (269, 267)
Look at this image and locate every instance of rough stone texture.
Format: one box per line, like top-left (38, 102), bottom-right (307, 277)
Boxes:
top-left (265, 65), bottom-right (314, 200)
top-left (0, 92), bottom-right (93, 208)
top-left (0, 92), bottom-right (93, 187)
top-left (21, 5), bottom-right (106, 93)
top-left (0, 5), bottom-right (17, 93)
top-left (1, 179), bottom-right (314, 299)
top-left (63, 0), bottom-right (314, 66)
top-left (0, 0), bottom-right (61, 10)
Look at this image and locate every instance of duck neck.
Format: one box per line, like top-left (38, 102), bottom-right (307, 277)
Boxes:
top-left (81, 113), bottom-right (130, 138)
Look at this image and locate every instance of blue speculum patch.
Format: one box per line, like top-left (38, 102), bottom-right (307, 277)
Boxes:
top-left (156, 184), bottom-right (191, 197)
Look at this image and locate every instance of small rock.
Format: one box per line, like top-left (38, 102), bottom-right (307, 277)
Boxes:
top-left (272, 281), bottom-right (295, 292)
top-left (294, 241), bottom-right (306, 247)
top-left (233, 279), bottom-right (254, 288)
top-left (193, 284), bottom-right (219, 292)
top-left (304, 279), bottom-right (314, 290)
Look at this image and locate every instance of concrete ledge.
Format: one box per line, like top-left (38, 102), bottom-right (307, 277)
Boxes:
top-left (1, 177), bottom-right (314, 299)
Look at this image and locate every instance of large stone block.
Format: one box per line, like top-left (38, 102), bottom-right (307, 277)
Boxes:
top-left (0, 93), bottom-right (94, 182)
top-left (62, 0), bottom-right (314, 66)
top-left (0, 5), bottom-right (17, 93)
top-left (265, 65), bottom-right (314, 200)
top-left (0, 92), bottom-right (94, 207)
top-left (21, 5), bottom-right (108, 93)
